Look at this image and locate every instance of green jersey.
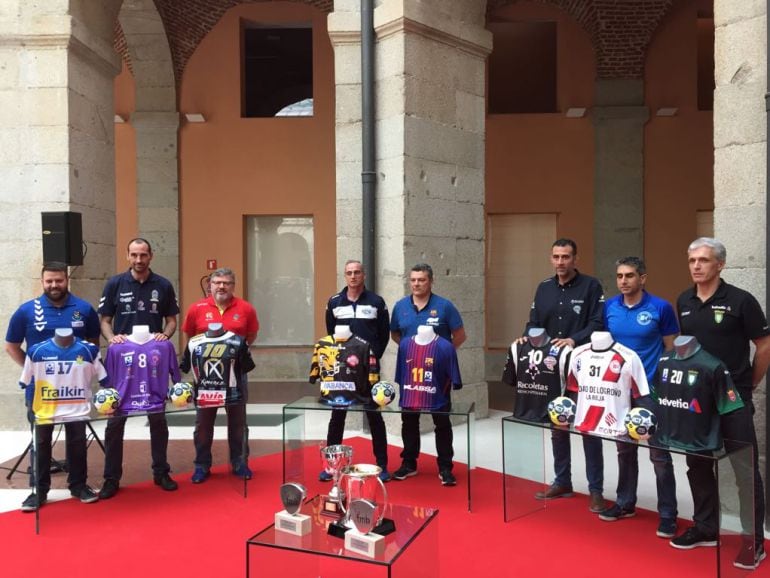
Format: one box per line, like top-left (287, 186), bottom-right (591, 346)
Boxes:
top-left (653, 347), bottom-right (744, 451)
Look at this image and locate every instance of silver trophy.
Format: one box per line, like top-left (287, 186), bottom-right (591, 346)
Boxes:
top-left (275, 482), bottom-right (310, 536)
top-left (344, 498), bottom-right (386, 557)
top-left (349, 499), bottom-right (377, 535)
top-left (280, 482), bottom-right (306, 516)
top-left (320, 444), bottom-right (353, 517)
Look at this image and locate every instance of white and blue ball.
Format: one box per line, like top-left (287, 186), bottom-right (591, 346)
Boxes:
top-left (547, 396), bottom-right (576, 426)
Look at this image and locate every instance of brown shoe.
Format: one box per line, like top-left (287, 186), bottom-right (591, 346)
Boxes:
top-left (535, 484), bottom-right (574, 500)
top-left (589, 492), bottom-right (606, 513)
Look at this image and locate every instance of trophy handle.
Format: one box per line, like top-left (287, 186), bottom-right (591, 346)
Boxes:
top-left (375, 475), bottom-right (388, 526)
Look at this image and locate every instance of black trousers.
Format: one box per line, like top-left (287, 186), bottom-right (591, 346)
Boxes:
top-left (34, 422), bottom-right (88, 493)
top-left (400, 403), bottom-right (454, 472)
top-left (686, 450), bottom-right (719, 536)
top-left (103, 413), bottom-right (170, 480)
top-left (327, 407), bottom-right (388, 467)
top-left (722, 399), bottom-right (765, 548)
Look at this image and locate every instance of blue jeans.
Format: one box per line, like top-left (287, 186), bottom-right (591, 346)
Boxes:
top-left (615, 442), bottom-right (677, 519)
top-left (552, 428), bottom-right (603, 494)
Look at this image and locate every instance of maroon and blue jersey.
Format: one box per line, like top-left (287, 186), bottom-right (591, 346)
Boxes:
top-left (105, 340), bottom-right (181, 412)
top-left (395, 336), bottom-right (462, 410)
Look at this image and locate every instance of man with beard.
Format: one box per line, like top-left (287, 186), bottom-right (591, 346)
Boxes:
top-left (182, 267), bottom-right (258, 483)
top-left (5, 262), bottom-right (101, 511)
top-left (97, 238), bottom-right (180, 499)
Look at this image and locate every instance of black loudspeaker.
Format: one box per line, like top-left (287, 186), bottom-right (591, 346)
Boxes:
top-left (41, 211), bottom-right (83, 266)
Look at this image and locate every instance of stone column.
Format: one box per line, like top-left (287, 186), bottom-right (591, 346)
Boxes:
top-left (713, 0), bottom-right (767, 471)
top-left (131, 111), bottom-right (180, 287)
top-left (0, 0), bottom-right (122, 429)
top-left (329, 0), bottom-right (492, 431)
top-left (592, 79), bottom-right (649, 290)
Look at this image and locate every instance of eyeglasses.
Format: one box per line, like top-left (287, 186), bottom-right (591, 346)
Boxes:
top-left (344, 271), bottom-right (363, 276)
top-left (211, 280), bottom-right (235, 286)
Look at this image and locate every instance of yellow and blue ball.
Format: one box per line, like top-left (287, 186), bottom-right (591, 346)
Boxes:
top-left (93, 388), bottom-right (121, 415)
top-left (371, 381), bottom-right (397, 407)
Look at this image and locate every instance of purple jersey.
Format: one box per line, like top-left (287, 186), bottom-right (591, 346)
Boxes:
top-left (395, 336), bottom-right (462, 410)
top-left (105, 340), bottom-right (181, 412)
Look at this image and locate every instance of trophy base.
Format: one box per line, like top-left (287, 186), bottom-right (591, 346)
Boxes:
top-left (345, 530), bottom-right (385, 558)
top-left (372, 517), bottom-right (396, 536)
top-left (327, 519), bottom-right (349, 538)
top-left (320, 496), bottom-right (344, 518)
top-left (275, 510), bottom-right (311, 536)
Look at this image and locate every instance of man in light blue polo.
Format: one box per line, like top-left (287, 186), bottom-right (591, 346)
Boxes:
top-left (599, 256), bottom-right (679, 539)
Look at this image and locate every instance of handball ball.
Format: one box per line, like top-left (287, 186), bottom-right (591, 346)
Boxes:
top-left (624, 407), bottom-right (657, 441)
top-left (93, 388), bottom-right (120, 415)
top-left (169, 382), bottom-right (194, 408)
top-left (371, 381), bottom-right (397, 407)
top-left (547, 396), bottom-right (576, 426)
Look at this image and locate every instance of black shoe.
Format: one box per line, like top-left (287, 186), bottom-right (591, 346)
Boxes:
top-left (669, 526), bottom-right (717, 549)
top-left (21, 492), bottom-right (46, 512)
top-left (154, 473), bottom-right (178, 491)
top-left (99, 478), bottom-right (119, 500)
top-left (656, 518), bottom-right (677, 538)
top-left (438, 470), bottom-right (456, 486)
top-left (393, 464), bottom-right (417, 481)
top-left (598, 504), bottom-right (636, 522)
top-left (71, 485), bottom-right (99, 504)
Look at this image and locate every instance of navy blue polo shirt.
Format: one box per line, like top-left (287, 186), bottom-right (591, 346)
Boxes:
top-left (6, 293), bottom-right (100, 347)
top-left (325, 287), bottom-right (390, 358)
top-left (98, 270), bottom-right (179, 334)
top-left (390, 293), bottom-right (463, 342)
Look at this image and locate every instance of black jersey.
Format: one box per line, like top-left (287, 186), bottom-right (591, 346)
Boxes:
top-left (501, 341), bottom-right (570, 422)
top-left (309, 334), bottom-right (379, 406)
top-left (653, 347), bottom-right (744, 451)
top-left (181, 331), bottom-right (255, 407)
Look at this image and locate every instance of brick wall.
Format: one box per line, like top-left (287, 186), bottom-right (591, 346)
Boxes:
top-left (153, 0), bottom-right (332, 83)
top-left (488, 0), bottom-right (675, 79)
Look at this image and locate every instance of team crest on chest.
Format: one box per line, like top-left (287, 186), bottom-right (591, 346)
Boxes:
top-left (636, 311), bottom-right (652, 326)
top-left (714, 310), bottom-right (724, 324)
top-left (687, 370), bottom-right (698, 386)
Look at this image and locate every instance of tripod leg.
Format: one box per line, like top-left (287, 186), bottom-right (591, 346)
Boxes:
top-left (5, 441), bottom-right (32, 480)
top-left (86, 421), bottom-right (105, 453)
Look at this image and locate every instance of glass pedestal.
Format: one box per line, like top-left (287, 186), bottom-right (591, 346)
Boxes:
top-left (502, 416), bottom-right (755, 577)
top-left (246, 495), bottom-right (439, 578)
top-left (282, 396), bottom-right (476, 510)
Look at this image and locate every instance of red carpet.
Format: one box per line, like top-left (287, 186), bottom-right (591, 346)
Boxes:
top-left (0, 437), bottom-right (764, 577)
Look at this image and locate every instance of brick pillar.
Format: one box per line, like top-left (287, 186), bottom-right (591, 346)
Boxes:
top-left (0, 0), bottom-right (122, 429)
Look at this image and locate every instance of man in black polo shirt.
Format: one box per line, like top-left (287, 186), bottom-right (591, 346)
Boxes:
top-left (320, 259), bottom-right (391, 482)
top-left (97, 238), bottom-right (180, 500)
top-left (524, 238), bottom-right (606, 512)
top-left (677, 237), bottom-right (770, 569)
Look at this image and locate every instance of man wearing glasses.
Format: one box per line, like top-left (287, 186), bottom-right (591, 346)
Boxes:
top-left (181, 268), bottom-right (259, 483)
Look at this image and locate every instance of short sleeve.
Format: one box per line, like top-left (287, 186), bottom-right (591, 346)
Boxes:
top-left (5, 306), bottom-right (27, 343)
top-left (658, 301), bottom-right (680, 337)
top-left (741, 292), bottom-right (770, 341)
top-left (501, 343), bottom-right (517, 385)
top-left (98, 278), bottom-right (117, 317)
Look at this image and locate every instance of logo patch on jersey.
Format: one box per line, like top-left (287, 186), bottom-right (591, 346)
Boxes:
top-left (347, 355), bottom-right (360, 367)
top-left (714, 311), bottom-right (724, 324)
top-left (728, 389), bottom-right (737, 402)
top-left (45, 362), bottom-right (55, 375)
top-left (205, 312), bottom-right (213, 320)
top-left (233, 314), bottom-right (240, 320)
top-left (424, 371), bottom-right (433, 382)
top-left (602, 356), bottom-right (623, 382)
top-left (124, 355), bottom-right (133, 366)
top-left (33, 300), bottom-right (46, 331)
top-left (151, 290), bottom-right (159, 302)
top-left (549, 345), bottom-right (561, 356)
top-left (689, 399), bottom-right (702, 413)
top-left (204, 359), bottom-right (224, 380)
top-left (661, 368), bottom-right (669, 382)
top-left (573, 305), bottom-right (582, 314)
top-left (687, 370), bottom-right (698, 386)
top-left (604, 413), bottom-right (617, 427)
top-left (425, 357), bottom-right (434, 368)
top-left (543, 356), bottom-right (557, 371)
top-left (430, 310), bottom-right (438, 317)
top-left (636, 311), bottom-right (652, 326)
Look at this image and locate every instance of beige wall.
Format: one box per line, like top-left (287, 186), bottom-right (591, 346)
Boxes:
top-left (644, 0), bottom-right (714, 303)
top-left (177, 3), bottom-right (336, 340)
top-left (486, 1), bottom-right (597, 319)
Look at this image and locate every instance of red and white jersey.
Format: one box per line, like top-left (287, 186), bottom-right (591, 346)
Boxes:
top-left (566, 340), bottom-right (649, 437)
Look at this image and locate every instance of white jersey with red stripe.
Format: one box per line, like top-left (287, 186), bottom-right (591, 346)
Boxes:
top-left (566, 340), bottom-right (649, 437)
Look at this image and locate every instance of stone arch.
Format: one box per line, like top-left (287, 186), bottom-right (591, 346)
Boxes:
top-left (116, 0), bottom-right (180, 287)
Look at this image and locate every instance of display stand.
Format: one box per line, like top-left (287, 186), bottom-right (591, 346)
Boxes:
top-left (501, 415), bottom-right (754, 578)
top-left (282, 396), bottom-right (476, 511)
top-left (246, 495), bottom-right (439, 578)
top-left (26, 401), bottom-right (210, 534)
